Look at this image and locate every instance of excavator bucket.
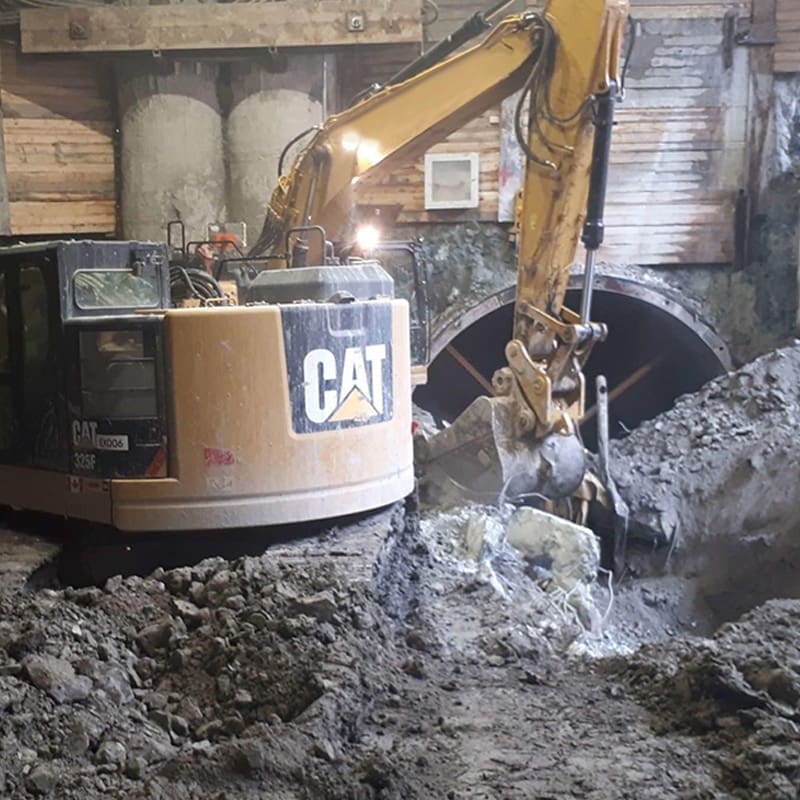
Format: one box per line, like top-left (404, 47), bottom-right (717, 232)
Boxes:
top-left (414, 395), bottom-right (586, 507)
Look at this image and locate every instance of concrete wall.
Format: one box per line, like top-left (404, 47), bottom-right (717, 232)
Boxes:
top-left (118, 54), bottom-right (323, 245)
top-left (225, 54), bottom-right (323, 242)
top-left (117, 60), bottom-right (226, 243)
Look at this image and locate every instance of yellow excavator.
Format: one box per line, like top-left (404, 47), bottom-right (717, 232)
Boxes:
top-left (254, 0), bottom-right (629, 511)
top-left (0, 0), bottom-right (627, 532)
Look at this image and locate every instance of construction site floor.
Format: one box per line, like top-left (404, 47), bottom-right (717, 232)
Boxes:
top-left (3, 344), bottom-right (800, 798)
top-left (0, 499), bottom-right (797, 799)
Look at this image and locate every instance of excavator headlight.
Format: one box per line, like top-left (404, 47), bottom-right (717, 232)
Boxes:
top-left (342, 132), bottom-right (360, 152)
top-left (357, 141), bottom-right (381, 169)
top-left (355, 224), bottom-right (380, 252)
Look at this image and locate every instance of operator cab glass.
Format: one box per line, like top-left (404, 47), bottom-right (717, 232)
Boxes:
top-left (73, 269), bottom-right (161, 311)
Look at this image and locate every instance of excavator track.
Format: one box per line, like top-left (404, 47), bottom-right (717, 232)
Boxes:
top-left (0, 503), bottom-right (413, 591)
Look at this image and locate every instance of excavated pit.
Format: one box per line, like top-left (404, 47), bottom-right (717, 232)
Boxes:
top-left (415, 277), bottom-right (731, 450)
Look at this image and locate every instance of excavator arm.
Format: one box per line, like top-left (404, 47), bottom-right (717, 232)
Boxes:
top-left (256, 0), bottom-right (626, 267)
top-left (255, 10), bottom-right (543, 264)
top-left (257, 0), bottom-right (629, 505)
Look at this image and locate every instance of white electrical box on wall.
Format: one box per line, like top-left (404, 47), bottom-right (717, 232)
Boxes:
top-left (424, 153), bottom-right (480, 210)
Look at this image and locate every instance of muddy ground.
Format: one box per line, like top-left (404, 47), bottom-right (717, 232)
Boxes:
top-left (2, 348), bottom-right (800, 799)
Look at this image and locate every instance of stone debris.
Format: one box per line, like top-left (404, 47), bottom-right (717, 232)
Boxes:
top-left (610, 343), bottom-right (800, 624)
top-left (506, 507), bottom-right (599, 591)
top-left (601, 598), bottom-right (800, 799)
top-left (22, 654), bottom-right (93, 704)
top-left (460, 510), bottom-right (504, 562)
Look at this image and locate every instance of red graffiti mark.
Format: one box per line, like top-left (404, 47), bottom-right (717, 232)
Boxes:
top-left (145, 446), bottom-right (167, 477)
top-left (204, 447), bottom-right (236, 468)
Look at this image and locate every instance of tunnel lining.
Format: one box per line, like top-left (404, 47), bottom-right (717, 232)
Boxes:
top-left (429, 276), bottom-right (733, 371)
top-left (417, 275), bottom-right (732, 448)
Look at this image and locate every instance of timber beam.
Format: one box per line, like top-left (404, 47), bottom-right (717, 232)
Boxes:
top-left (20, 0), bottom-right (422, 54)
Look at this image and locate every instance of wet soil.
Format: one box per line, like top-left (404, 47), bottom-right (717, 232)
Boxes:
top-left (0, 493), bottom-right (797, 799)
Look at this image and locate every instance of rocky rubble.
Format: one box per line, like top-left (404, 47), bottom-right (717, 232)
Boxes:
top-left (610, 343), bottom-right (800, 621)
top-left (4, 346), bottom-right (800, 799)
top-left (0, 507), bottom-right (416, 799)
top-left (601, 599), bottom-right (800, 799)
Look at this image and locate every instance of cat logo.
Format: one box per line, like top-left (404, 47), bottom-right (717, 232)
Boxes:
top-left (282, 302), bottom-right (394, 434)
top-left (303, 345), bottom-right (387, 425)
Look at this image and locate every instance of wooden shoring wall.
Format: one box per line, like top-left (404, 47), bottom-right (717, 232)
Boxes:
top-left (0, 46), bottom-right (115, 236)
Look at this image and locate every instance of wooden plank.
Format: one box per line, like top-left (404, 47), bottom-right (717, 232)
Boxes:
top-left (776, 0), bottom-right (800, 72)
top-left (624, 4), bottom-right (747, 18)
top-left (0, 44), bottom-right (116, 236)
top-left (6, 171), bottom-right (115, 202)
top-left (21, 0), bottom-right (422, 54)
top-left (3, 118), bottom-right (113, 139)
top-left (9, 200), bottom-right (115, 234)
top-left (601, 238), bottom-right (732, 263)
top-left (2, 87), bottom-right (112, 120)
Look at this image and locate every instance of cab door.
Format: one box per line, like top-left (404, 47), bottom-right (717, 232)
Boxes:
top-left (2, 260), bottom-right (66, 470)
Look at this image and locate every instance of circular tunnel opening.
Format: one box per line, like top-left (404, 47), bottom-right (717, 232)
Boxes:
top-left (414, 277), bottom-right (731, 451)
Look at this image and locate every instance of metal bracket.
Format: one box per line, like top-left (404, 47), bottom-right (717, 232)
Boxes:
top-left (347, 11), bottom-right (366, 32)
top-left (735, 17), bottom-right (777, 47)
top-left (723, 12), bottom-right (775, 69)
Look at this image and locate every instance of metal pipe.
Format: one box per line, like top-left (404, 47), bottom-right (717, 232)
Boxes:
top-left (445, 344), bottom-right (495, 396)
top-left (580, 248), bottom-right (597, 323)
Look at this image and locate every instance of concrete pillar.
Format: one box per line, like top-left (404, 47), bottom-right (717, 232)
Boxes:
top-left (117, 60), bottom-right (226, 243)
top-left (225, 54), bottom-right (323, 245)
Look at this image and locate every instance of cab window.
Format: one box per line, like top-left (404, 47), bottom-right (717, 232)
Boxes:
top-left (74, 269), bottom-right (160, 310)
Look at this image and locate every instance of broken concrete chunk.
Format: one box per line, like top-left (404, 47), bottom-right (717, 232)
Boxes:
top-left (170, 598), bottom-right (209, 629)
top-left (506, 507), bottom-right (600, 592)
top-left (95, 740), bottom-right (127, 766)
top-left (26, 763), bottom-right (58, 795)
top-left (290, 590), bottom-right (337, 622)
top-left (461, 511), bottom-right (505, 562)
top-left (135, 617), bottom-right (183, 656)
top-left (95, 666), bottom-right (134, 706)
top-left (22, 654), bottom-right (92, 704)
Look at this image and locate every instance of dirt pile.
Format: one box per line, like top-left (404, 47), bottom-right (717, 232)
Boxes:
top-left (601, 598), bottom-right (800, 799)
top-left (610, 343), bottom-right (800, 620)
top-left (0, 507), bottom-right (420, 799)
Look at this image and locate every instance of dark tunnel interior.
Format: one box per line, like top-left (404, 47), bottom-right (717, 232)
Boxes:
top-left (414, 287), bottom-right (729, 451)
